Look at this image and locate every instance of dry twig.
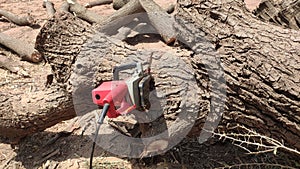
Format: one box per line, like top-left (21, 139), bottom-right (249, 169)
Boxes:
top-left (214, 163), bottom-right (297, 169)
top-left (206, 124), bottom-right (300, 156)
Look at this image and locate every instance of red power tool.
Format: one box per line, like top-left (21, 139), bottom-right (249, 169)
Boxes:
top-left (92, 62), bottom-right (152, 118)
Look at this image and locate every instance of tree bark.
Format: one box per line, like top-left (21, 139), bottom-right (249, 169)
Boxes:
top-left (175, 0), bottom-right (300, 149)
top-left (0, 0), bottom-right (299, 153)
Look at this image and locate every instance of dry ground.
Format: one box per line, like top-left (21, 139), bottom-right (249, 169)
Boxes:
top-left (2, 0), bottom-right (298, 169)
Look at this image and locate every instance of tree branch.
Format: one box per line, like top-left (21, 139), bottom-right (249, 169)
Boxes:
top-left (138, 0), bottom-right (177, 44)
top-left (0, 9), bottom-right (34, 26)
top-left (85, 0), bottom-right (113, 8)
top-left (67, 0), bottom-right (104, 24)
top-left (59, 2), bottom-right (70, 13)
top-left (0, 33), bottom-right (43, 63)
top-left (43, 0), bottom-right (56, 18)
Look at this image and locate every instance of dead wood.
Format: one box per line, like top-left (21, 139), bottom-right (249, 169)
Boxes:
top-left (0, 33), bottom-right (42, 63)
top-left (85, 0), bottom-right (113, 8)
top-left (138, 0), bottom-right (177, 44)
top-left (165, 4), bottom-right (175, 14)
top-left (0, 0), bottom-right (300, 155)
top-left (176, 0), bottom-right (300, 149)
top-left (113, 0), bottom-right (129, 10)
top-left (254, 0), bottom-right (299, 29)
top-left (68, 0), bottom-right (143, 26)
top-left (0, 54), bottom-right (30, 77)
top-left (102, 0), bottom-right (144, 25)
top-left (43, 0), bottom-right (56, 18)
top-left (67, 0), bottom-right (104, 23)
top-left (59, 2), bottom-right (70, 13)
top-left (0, 9), bottom-right (34, 26)
top-left (0, 54), bottom-right (19, 73)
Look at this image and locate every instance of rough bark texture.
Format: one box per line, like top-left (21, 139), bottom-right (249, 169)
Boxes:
top-left (254, 0), bottom-right (299, 29)
top-left (36, 12), bottom-right (95, 83)
top-left (0, 12), bottom-right (94, 140)
top-left (175, 0), bottom-right (300, 149)
top-left (0, 0), bottom-right (299, 153)
top-left (0, 83), bottom-right (75, 140)
top-left (69, 33), bottom-right (199, 157)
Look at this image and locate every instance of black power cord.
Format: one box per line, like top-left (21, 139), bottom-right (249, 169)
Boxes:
top-left (90, 103), bottom-right (110, 169)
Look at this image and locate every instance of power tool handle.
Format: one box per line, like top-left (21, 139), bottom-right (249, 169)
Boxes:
top-left (113, 63), bottom-right (139, 80)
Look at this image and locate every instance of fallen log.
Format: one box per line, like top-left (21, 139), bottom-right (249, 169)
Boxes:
top-left (0, 33), bottom-right (43, 63)
top-left (85, 0), bottom-right (113, 8)
top-left (0, 0), bottom-right (299, 156)
top-left (0, 9), bottom-right (34, 26)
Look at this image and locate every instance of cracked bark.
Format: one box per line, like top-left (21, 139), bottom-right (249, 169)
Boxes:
top-left (0, 0), bottom-right (299, 152)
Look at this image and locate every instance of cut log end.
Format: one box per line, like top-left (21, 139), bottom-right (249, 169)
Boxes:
top-left (25, 50), bottom-right (43, 63)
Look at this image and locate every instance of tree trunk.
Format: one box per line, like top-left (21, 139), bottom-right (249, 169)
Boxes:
top-left (0, 0), bottom-right (299, 154)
